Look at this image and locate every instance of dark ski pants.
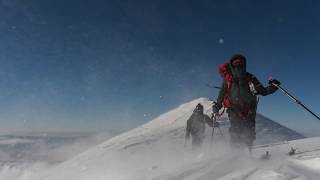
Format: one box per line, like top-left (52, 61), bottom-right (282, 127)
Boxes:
top-left (191, 134), bottom-right (204, 150)
top-left (227, 110), bottom-right (256, 149)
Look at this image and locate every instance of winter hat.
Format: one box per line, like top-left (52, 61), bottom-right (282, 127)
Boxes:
top-left (195, 103), bottom-right (204, 112)
top-left (230, 54), bottom-right (246, 67)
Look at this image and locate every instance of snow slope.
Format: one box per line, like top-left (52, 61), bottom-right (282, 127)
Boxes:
top-left (28, 97), bottom-right (320, 180)
top-left (0, 132), bottom-right (117, 180)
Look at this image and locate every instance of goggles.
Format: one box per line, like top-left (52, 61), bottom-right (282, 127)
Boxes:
top-left (231, 58), bottom-right (245, 66)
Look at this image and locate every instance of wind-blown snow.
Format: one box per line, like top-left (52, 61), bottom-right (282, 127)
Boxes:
top-left (1, 97), bottom-right (320, 180)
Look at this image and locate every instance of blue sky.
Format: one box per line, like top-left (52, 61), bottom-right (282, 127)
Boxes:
top-left (0, 0), bottom-right (319, 134)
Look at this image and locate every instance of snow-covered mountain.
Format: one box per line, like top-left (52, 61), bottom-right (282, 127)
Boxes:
top-left (25, 97), bottom-right (318, 180)
top-left (255, 114), bottom-right (304, 144)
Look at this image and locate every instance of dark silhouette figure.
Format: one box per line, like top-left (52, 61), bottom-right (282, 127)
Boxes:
top-left (186, 103), bottom-right (213, 149)
top-left (212, 54), bottom-right (280, 150)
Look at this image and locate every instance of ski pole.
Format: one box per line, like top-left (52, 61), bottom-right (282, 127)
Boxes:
top-left (209, 113), bottom-right (216, 147)
top-left (211, 114), bottom-right (223, 136)
top-left (272, 83), bottom-right (320, 121)
top-left (211, 113), bottom-right (216, 137)
top-left (184, 135), bottom-right (189, 147)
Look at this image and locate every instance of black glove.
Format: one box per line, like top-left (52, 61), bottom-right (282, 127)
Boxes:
top-left (269, 79), bottom-right (281, 87)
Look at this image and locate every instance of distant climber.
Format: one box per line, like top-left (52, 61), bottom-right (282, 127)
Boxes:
top-left (186, 103), bottom-right (213, 149)
top-left (212, 54), bottom-right (281, 151)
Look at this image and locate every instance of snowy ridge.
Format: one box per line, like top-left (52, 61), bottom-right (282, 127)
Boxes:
top-left (96, 97), bottom-right (211, 150)
top-left (204, 106), bottom-right (304, 145)
top-left (25, 97), bottom-right (318, 180)
top-left (255, 114), bottom-right (304, 144)
top-left (32, 98), bottom-right (213, 180)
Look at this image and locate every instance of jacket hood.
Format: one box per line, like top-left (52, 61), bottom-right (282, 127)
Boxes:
top-left (229, 54), bottom-right (247, 78)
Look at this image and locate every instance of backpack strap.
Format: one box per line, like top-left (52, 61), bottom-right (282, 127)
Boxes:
top-left (223, 73), bottom-right (233, 108)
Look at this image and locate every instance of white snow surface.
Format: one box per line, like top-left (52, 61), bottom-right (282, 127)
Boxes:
top-left (4, 97), bottom-right (320, 180)
top-left (0, 138), bottom-right (35, 145)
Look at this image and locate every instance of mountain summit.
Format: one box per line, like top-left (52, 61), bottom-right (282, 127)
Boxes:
top-left (35, 98), bottom-right (306, 180)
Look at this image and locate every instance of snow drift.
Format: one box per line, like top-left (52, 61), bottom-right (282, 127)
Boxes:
top-left (29, 97), bottom-right (316, 180)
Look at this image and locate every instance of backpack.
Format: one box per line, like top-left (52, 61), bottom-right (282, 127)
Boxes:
top-left (219, 61), bottom-right (258, 119)
top-left (219, 63), bottom-right (232, 108)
